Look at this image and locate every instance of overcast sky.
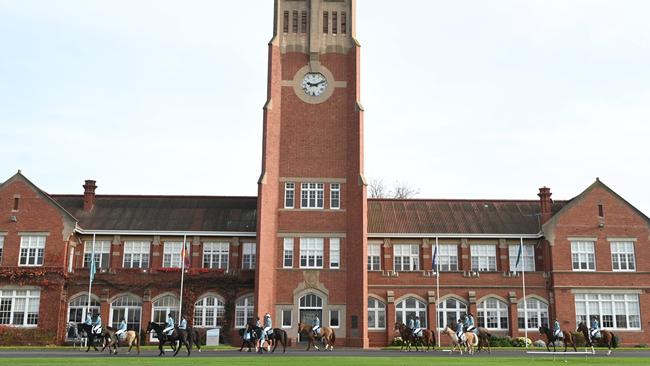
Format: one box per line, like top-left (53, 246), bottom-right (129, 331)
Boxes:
top-left (1, 0), bottom-right (649, 215)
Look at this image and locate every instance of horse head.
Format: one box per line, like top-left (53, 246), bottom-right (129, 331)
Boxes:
top-left (145, 321), bottom-right (157, 334)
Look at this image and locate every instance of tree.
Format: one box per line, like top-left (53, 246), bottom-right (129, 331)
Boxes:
top-left (368, 178), bottom-right (419, 199)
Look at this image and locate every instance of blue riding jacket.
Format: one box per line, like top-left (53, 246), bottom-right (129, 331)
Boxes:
top-left (179, 318), bottom-right (187, 330)
top-left (84, 315), bottom-right (92, 326)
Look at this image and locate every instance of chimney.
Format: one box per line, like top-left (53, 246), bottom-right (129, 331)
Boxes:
top-left (83, 180), bottom-right (97, 212)
top-left (538, 186), bottom-right (552, 224)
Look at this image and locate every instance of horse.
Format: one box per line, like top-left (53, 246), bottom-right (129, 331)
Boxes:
top-left (393, 322), bottom-right (417, 351)
top-left (101, 326), bottom-right (140, 355)
top-left (442, 325), bottom-right (477, 355)
top-left (577, 322), bottom-right (615, 355)
top-left (76, 323), bottom-right (107, 352)
top-left (146, 321), bottom-right (192, 357)
top-left (297, 322), bottom-right (336, 351)
top-left (393, 322), bottom-right (435, 351)
top-left (66, 322), bottom-right (85, 350)
top-left (258, 327), bottom-right (288, 353)
top-left (239, 323), bottom-right (259, 352)
top-left (476, 327), bottom-right (492, 353)
top-left (539, 325), bottom-right (576, 352)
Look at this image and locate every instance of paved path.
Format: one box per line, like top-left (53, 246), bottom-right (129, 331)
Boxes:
top-left (1, 348), bottom-right (648, 358)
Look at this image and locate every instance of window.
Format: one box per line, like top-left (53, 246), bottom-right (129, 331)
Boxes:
top-left (395, 297), bottom-right (427, 327)
top-left (571, 241), bottom-right (595, 271)
top-left (509, 244), bottom-right (535, 272)
top-left (301, 183), bottom-right (324, 208)
top-left (368, 244), bottom-right (381, 271)
top-left (13, 197), bottom-right (19, 211)
top-left (437, 244), bottom-right (458, 271)
top-left (235, 295), bottom-right (254, 328)
top-left (163, 242), bottom-right (182, 268)
top-left (301, 11), bottom-right (308, 33)
top-left (152, 295), bottom-right (179, 336)
top-left (283, 238), bottom-right (294, 268)
top-left (292, 10), bottom-right (298, 33)
top-left (123, 241), bottom-right (150, 268)
top-left (341, 12), bottom-right (347, 34)
top-left (83, 240), bottom-right (111, 269)
top-left (393, 244), bottom-right (419, 271)
top-left (203, 242), bottom-right (229, 270)
top-left (471, 244), bottom-right (497, 272)
top-left (437, 297), bottom-right (467, 329)
top-left (329, 238), bottom-right (340, 269)
top-left (300, 294), bottom-right (323, 309)
top-left (598, 204), bottom-right (604, 217)
top-left (477, 298), bottom-right (508, 330)
top-left (0, 289), bottom-right (40, 326)
top-left (284, 182), bottom-right (295, 208)
top-left (300, 238), bottom-right (324, 268)
top-left (242, 243), bottom-right (256, 270)
top-left (368, 297), bottom-right (386, 329)
top-left (19, 235), bottom-right (46, 266)
top-left (110, 295), bottom-right (142, 333)
top-left (323, 11), bottom-right (328, 33)
top-left (68, 295), bottom-right (100, 324)
top-left (329, 310), bottom-right (340, 327)
top-left (518, 298), bottom-right (549, 329)
top-left (575, 293), bottom-right (640, 329)
top-left (332, 12), bottom-right (338, 34)
top-left (282, 309), bottom-right (292, 327)
top-left (611, 241), bottom-right (635, 271)
top-left (194, 295), bottom-right (225, 328)
top-left (283, 11), bottom-right (289, 33)
top-left (0, 236), bottom-right (4, 264)
top-left (330, 183), bottom-right (340, 209)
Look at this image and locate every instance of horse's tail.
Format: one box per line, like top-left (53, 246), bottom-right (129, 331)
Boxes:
top-left (194, 330), bottom-right (201, 350)
top-left (135, 331), bottom-right (141, 353)
top-left (472, 333), bottom-right (479, 346)
top-left (330, 330), bottom-right (336, 345)
top-left (282, 329), bottom-right (288, 352)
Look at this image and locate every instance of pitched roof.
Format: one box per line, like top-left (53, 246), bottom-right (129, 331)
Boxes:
top-left (52, 195), bottom-right (257, 233)
top-left (367, 199), bottom-right (567, 235)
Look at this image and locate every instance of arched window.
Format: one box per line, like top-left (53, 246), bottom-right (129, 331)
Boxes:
top-left (194, 295), bottom-right (225, 328)
top-left (67, 295), bottom-right (100, 323)
top-left (518, 298), bottom-right (549, 329)
top-left (110, 295), bottom-right (142, 332)
top-left (437, 297), bottom-right (467, 329)
top-left (477, 297), bottom-right (508, 330)
top-left (235, 295), bottom-right (254, 328)
top-left (395, 297), bottom-right (427, 328)
top-left (299, 294), bottom-right (323, 309)
top-left (368, 297), bottom-right (385, 329)
top-left (152, 295), bottom-right (179, 324)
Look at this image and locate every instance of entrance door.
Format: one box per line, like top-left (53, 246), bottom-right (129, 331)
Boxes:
top-left (299, 309), bottom-right (323, 343)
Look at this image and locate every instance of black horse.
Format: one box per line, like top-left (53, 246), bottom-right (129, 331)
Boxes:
top-left (539, 325), bottom-right (577, 352)
top-left (146, 321), bottom-right (192, 357)
top-left (76, 323), bottom-right (107, 352)
top-left (253, 325), bottom-right (288, 353)
top-left (239, 323), bottom-right (259, 352)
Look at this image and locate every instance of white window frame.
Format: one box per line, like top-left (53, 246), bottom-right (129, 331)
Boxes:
top-left (83, 241), bottom-right (111, 269)
top-left (368, 297), bottom-right (386, 330)
top-left (368, 244), bottom-right (381, 271)
top-left (242, 243), bottom-right (256, 270)
top-left (235, 295), bottom-right (254, 328)
top-left (437, 297), bottom-right (467, 330)
top-left (109, 295), bottom-right (142, 333)
top-left (150, 295), bottom-right (179, 339)
top-left (0, 289), bottom-right (40, 327)
top-left (395, 297), bottom-right (427, 328)
top-left (203, 242), bottom-right (229, 270)
top-left (281, 309), bottom-right (292, 328)
top-left (329, 309), bottom-right (340, 328)
top-left (300, 183), bottom-right (324, 209)
top-left (393, 244), bottom-right (420, 272)
top-left (575, 293), bottom-right (641, 330)
top-left (471, 244), bottom-right (497, 272)
top-left (571, 241), bottom-right (595, 271)
top-left (0, 236), bottom-right (4, 264)
top-left (67, 295), bottom-right (100, 324)
top-left (329, 238), bottom-right (340, 269)
top-left (123, 241), bottom-right (150, 269)
top-left (509, 244), bottom-right (535, 272)
top-left (194, 295), bottom-right (225, 328)
top-left (437, 244), bottom-right (458, 272)
top-left (610, 241), bottom-right (635, 272)
top-left (18, 236), bottom-right (46, 267)
top-left (163, 242), bottom-right (182, 268)
top-left (300, 238), bottom-right (324, 268)
top-left (284, 182), bottom-right (295, 209)
top-left (330, 183), bottom-right (340, 209)
top-left (517, 298), bottom-right (548, 330)
top-left (283, 238), bottom-right (294, 268)
top-left (477, 298), bottom-right (509, 330)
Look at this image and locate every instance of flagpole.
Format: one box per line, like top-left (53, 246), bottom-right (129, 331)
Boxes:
top-left (521, 237), bottom-right (528, 348)
top-left (178, 234), bottom-right (187, 323)
top-left (87, 233), bottom-right (96, 313)
top-left (435, 237), bottom-right (440, 348)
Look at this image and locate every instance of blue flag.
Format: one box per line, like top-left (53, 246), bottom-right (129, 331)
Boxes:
top-left (89, 243), bottom-right (96, 283)
top-left (432, 245), bottom-right (438, 270)
top-left (515, 242), bottom-right (523, 273)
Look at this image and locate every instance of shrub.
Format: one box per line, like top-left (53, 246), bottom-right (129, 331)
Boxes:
top-left (513, 337), bottom-right (532, 347)
top-left (0, 326), bottom-right (56, 346)
top-left (489, 335), bottom-right (514, 347)
top-left (571, 332), bottom-right (586, 347)
top-left (634, 343), bottom-right (648, 348)
top-left (390, 337), bottom-right (404, 346)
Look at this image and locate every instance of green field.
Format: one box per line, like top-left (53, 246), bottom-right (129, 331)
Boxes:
top-left (1, 357), bottom-right (649, 366)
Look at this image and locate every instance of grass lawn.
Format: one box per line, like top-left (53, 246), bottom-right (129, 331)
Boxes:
top-left (1, 357), bottom-right (649, 366)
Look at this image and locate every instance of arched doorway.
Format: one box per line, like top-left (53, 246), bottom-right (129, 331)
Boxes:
top-left (299, 294), bottom-right (323, 342)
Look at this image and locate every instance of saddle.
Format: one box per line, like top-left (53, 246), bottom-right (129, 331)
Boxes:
top-left (413, 329), bottom-right (422, 337)
top-left (266, 329), bottom-right (274, 336)
top-left (93, 327), bottom-right (103, 335)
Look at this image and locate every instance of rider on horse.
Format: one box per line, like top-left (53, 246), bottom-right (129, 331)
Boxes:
top-left (413, 316), bottom-right (422, 337)
top-left (116, 317), bottom-right (128, 339)
top-left (84, 313), bottom-right (93, 327)
top-left (162, 313), bottom-right (175, 339)
top-left (464, 312), bottom-right (477, 334)
top-left (553, 319), bottom-right (563, 339)
top-left (312, 314), bottom-right (321, 336)
top-left (589, 316), bottom-right (601, 341)
top-left (456, 316), bottom-right (466, 342)
top-left (92, 311), bottom-right (102, 334)
top-left (179, 315), bottom-right (188, 331)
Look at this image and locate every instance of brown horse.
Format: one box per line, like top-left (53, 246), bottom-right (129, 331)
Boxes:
top-left (449, 321), bottom-right (491, 353)
top-left (393, 322), bottom-right (435, 351)
top-left (297, 322), bottom-right (336, 351)
top-left (442, 325), bottom-right (477, 355)
top-left (102, 327), bottom-right (140, 355)
top-left (577, 322), bottom-right (615, 355)
top-left (539, 325), bottom-right (576, 352)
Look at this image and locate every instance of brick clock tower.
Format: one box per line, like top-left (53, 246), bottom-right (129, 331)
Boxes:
top-left (255, 0), bottom-right (368, 347)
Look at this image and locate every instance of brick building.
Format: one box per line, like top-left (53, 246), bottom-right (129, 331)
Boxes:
top-left (1, 0), bottom-right (648, 347)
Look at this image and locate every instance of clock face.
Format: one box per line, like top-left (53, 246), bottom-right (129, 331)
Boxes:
top-left (301, 73), bottom-right (328, 97)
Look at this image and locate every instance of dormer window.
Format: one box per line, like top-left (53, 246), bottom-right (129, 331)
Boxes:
top-left (323, 11), bottom-right (329, 33)
top-left (283, 11), bottom-right (289, 33)
top-left (341, 12), bottom-right (347, 34)
top-left (292, 11), bottom-right (299, 33)
top-left (301, 11), bottom-right (308, 33)
top-left (332, 12), bottom-right (338, 34)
